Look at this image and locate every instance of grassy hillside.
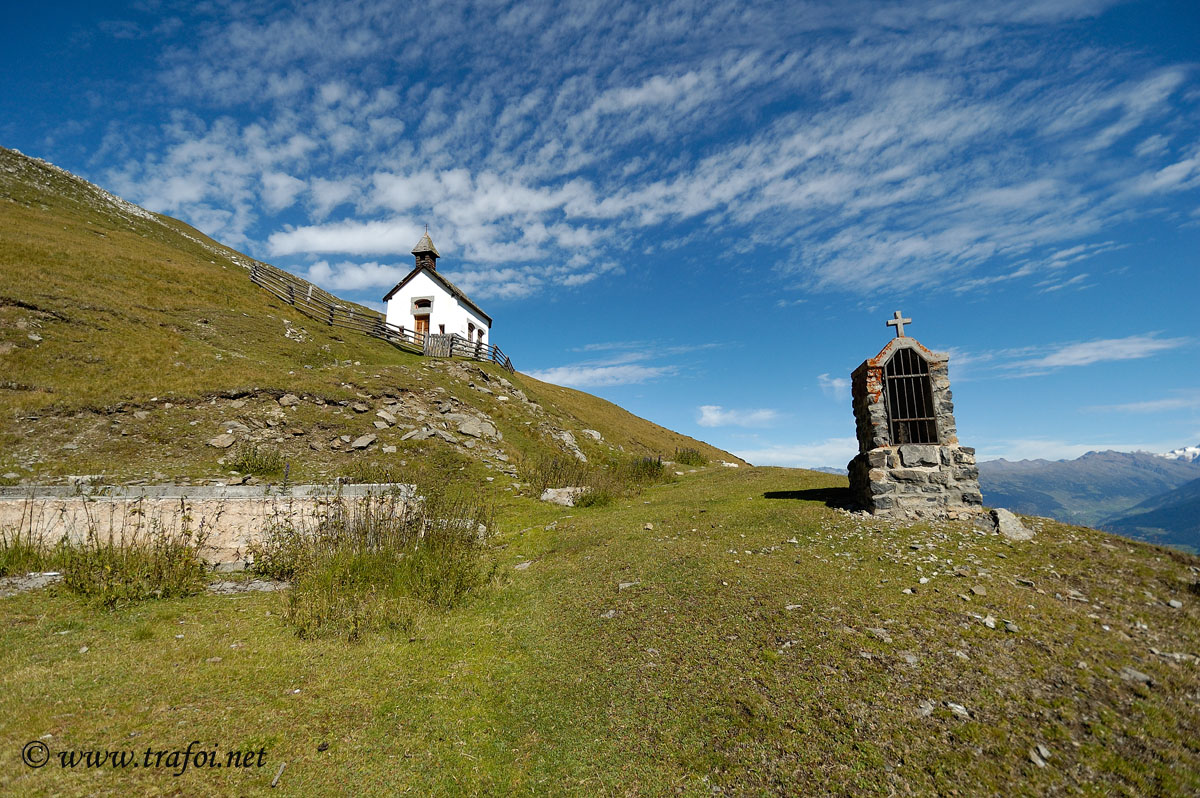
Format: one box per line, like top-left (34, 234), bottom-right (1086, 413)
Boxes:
top-left (0, 146), bottom-right (736, 485)
top-left (3, 467), bottom-right (1199, 796)
top-left (3, 148), bottom-right (1199, 796)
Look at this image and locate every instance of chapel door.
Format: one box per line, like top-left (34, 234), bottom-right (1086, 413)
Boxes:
top-left (414, 315), bottom-right (429, 343)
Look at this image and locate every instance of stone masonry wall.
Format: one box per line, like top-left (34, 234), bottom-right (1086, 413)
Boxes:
top-left (847, 338), bottom-right (983, 518)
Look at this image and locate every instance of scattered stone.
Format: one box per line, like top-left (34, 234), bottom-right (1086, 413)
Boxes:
top-left (916, 700), bottom-right (935, 717)
top-left (1167, 599), bottom-right (1183, 609)
top-left (1119, 666), bottom-right (1153, 686)
top-left (946, 702), bottom-right (970, 718)
top-left (539, 487), bottom-right (586, 507)
top-left (351, 402), bottom-right (369, 413)
top-left (581, 429), bottom-right (602, 441)
top-left (456, 417), bottom-right (498, 439)
top-left (992, 508), bottom-right (1034, 541)
top-left (970, 585), bottom-right (987, 596)
top-left (278, 394), bottom-right (301, 407)
top-left (902, 588), bottom-right (913, 595)
top-left (207, 433), bottom-right (236, 449)
top-left (982, 615), bottom-right (997, 629)
top-left (600, 609), bottom-right (617, 619)
top-left (381, 445), bottom-right (397, 454)
top-left (618, 581), bottom-right (640, 591)
top-left (1005, 621), bottom-right (1019, 633)
top-left (513, 561), bottom-right (532, 571)
top-left (350, 434), bottom-right (377, 450)
top-left (208, 579), bottom-right (287, 595)
top-left (376, 410), bottom-right (397, 424)
top-left (866, 627), bottom-right (893, 644)
top-left (1029, 747), bottom-right (1047, 768)
top-left (785, 604), bottom-right (803, 611)
top-left (373, 421), bottom-right (390, 429)
top-left (79, 645), bottom-right (88, 654)
top-left (643, 523), bottom-right (654, 531)
top-left (206, 656), bottom-right (223, 663)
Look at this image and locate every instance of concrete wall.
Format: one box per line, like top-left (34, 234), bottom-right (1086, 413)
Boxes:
top-left (384, 270), bottom-right (490, 344)
top-left (0, 485), bottom-right (415, 568)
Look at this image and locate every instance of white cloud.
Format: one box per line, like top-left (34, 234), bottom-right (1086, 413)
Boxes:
top-left (734, 437), bottom-right (858, 468)
top-left (1028, 333), bottom-right (1188, 368)
top-left (525, 364), bottom-right (675, 388)
top-left (817, 373), bottom-right (850, 401)
top-left (1087, 394), bottom-right (1200, 413)
top-left (304, 260), bottom-right (407, 293)
top-left (89, 0), bottom-right (1200, 305)
top-left (268, 220), bottom-right (422, 256)
top-left (261, 172), bottom-right (305, 211)
top-left (696, 405), bottom-right (780, 428)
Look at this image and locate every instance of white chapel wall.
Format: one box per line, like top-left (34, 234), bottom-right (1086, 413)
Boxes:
top-left (384, 270), bottom-right (490, 343)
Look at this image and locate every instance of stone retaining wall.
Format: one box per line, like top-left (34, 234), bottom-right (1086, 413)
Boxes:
top-left (0, 484), bottom-right (415, 568)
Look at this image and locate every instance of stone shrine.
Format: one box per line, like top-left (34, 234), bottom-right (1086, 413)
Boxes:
top-left (847, 312), bottom-right (983, 518)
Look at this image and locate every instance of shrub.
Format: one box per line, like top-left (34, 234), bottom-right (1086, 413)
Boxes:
top-left (521, 452), bottom-right (670, 505)
top-left (229, 442), bottom-right (285, 477)
top-left (520, 454), bottom-right (592, 495)
top-left (58, 523), bottom-right (208, 608)
top-left (250, 485), bottom-right (494, 640)
top-left (0, 527), bottom-right (58, 576)
top-left (675, 447), bottom-right (707, 467)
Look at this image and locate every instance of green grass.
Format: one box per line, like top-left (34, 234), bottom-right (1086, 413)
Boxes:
top-left (2, 467), bottom-right (1198, 796)
top-left (0, 146), bottom-right (735, 486)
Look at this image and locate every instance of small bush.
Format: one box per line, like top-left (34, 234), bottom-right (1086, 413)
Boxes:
top-left (521, 452), bottom-right (670, 505)
top-left (229, 442), bottom-right (285, 477)
top-left (0, 527), bottom-right (58, 576)
top-left (574, 487), bottom-right (614, 508)
top-left (251, 485), bottom-right (494, 640)
top-left (521, 454), bottom-right (592, 495)
top-left (675, 447), bottom-right (707, 467)
top-left (59, 524), bottom-right (208, 608)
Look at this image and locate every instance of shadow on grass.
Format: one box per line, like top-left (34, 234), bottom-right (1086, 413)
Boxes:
top-left (763, 487), bottom-right (855, 509)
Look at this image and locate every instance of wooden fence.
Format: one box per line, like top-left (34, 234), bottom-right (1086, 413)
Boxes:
top-left (248, 262), bottom-right (514, 372)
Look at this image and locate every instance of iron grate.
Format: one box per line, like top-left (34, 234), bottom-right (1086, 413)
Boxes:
top-left (883, 347), bottom-right (939, 445)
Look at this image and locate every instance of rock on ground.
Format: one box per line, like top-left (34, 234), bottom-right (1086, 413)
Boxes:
top-left (991, 508), bottom-right (1034, 541)
top-left (539, 486), bottom-right (587, 507)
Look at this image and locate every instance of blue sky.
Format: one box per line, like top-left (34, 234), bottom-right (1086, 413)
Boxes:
top-left (3, 0), bottom-right (1198, 467)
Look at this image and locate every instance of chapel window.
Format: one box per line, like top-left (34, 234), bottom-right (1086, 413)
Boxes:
top-left (883, 347), bottom-right (938, 445)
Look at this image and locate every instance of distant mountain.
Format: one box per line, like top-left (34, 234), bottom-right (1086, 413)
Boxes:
top-left (1157, 443), bottom-right (1200, 465)
top-left (977, 450), bottom-right (1200, 529)
top-left (1103, 475), bottom-right (1200, 553)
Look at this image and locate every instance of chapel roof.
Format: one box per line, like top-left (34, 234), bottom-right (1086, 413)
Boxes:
top-left (382, 266), bottom-right (492, 326)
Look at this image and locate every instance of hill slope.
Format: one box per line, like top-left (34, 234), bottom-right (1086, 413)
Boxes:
top-left (0, 146), bottom-right (737, 485)
top-left (978, 450), bottom-right (1200, 529)
top-left (1103, 475), bottom-right (1200, 552)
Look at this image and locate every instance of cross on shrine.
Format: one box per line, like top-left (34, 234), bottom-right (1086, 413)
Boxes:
top-left (886, 310), bottom-right (912, 338)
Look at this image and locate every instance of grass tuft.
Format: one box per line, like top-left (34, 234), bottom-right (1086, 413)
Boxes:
top-left (0, 527), bottom-right (59, 576)
top-left (250, 485), bottom-right (494, 640)
top-left (675, 447), bottom-right (707, 467)
top-left (228, 441), bottom-right (285, 477)
top-left (58, 524), bottom-right (209, 608)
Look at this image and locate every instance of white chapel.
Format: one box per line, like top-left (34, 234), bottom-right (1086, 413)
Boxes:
top-left (382, 231), bottom-right (491, 346)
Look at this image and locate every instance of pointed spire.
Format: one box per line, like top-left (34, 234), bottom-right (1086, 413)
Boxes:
top-left (411, 227), bottom-right (440, 270)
